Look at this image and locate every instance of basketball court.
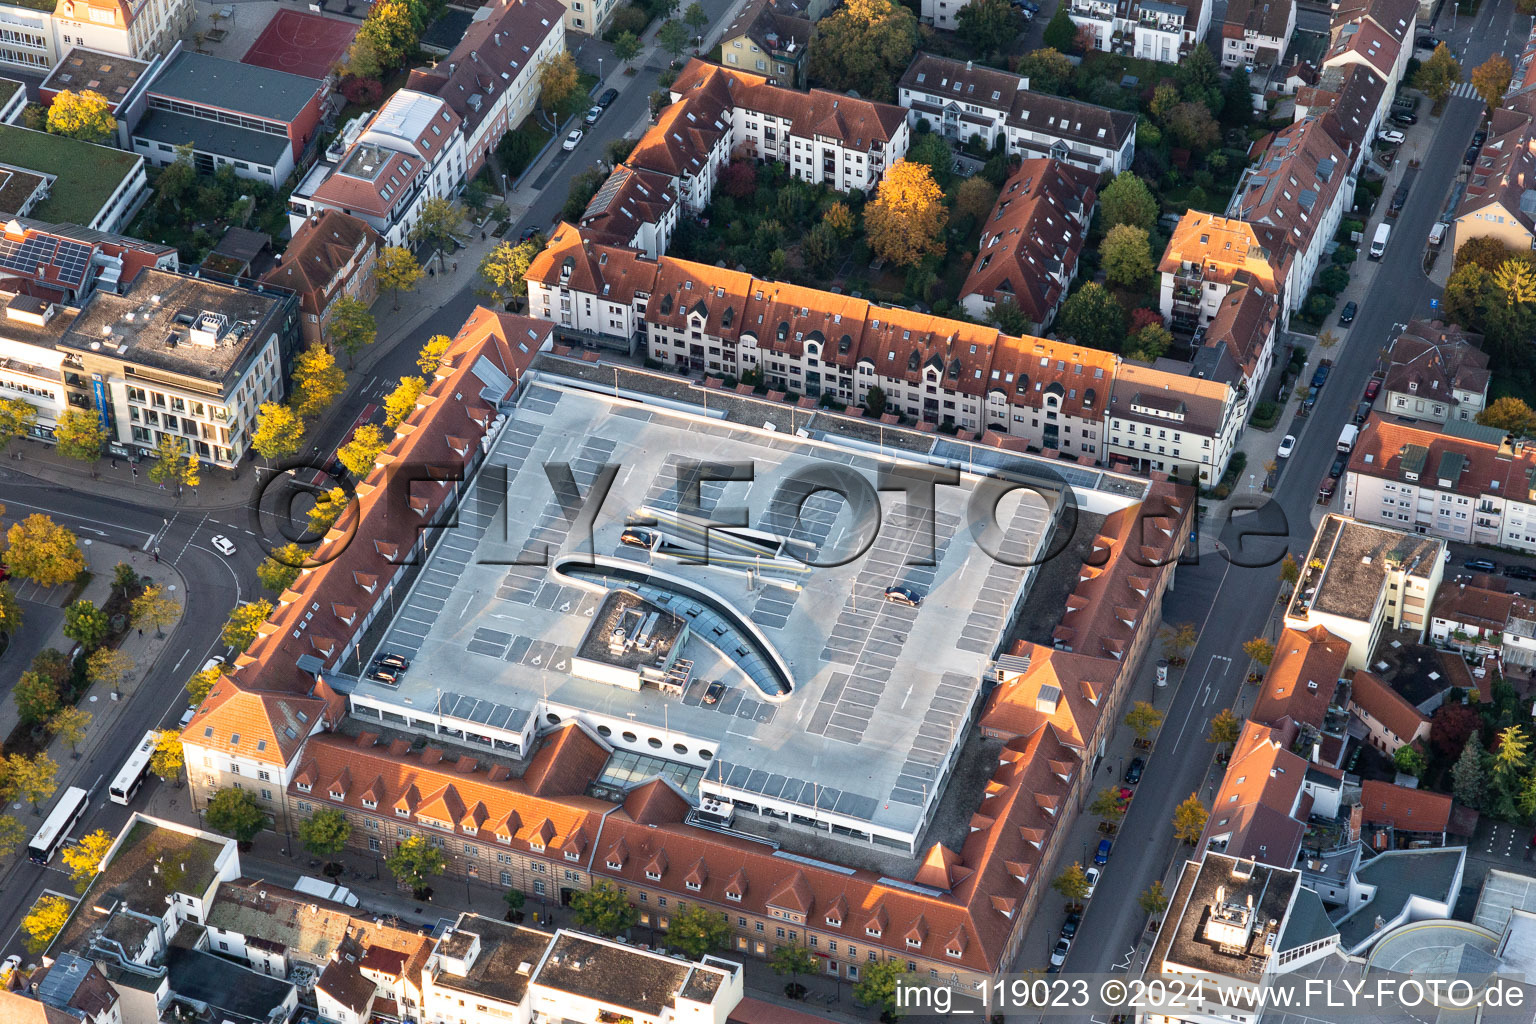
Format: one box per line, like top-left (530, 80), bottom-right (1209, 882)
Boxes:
top-left (241, 8), bottom-right (357, 80)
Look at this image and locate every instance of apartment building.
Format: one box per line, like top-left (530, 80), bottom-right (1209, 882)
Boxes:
top-left (1380, 320), bottom-right (1489, 424)
top-left (1159, 212), bottom-right (1287, 329)
top-left (404, 0), bottom-right (565, 179)
top-left (1191, 279), bottom-right (1280, 414)
top-left (958, 158), bottom-right (1097, 329)
top-left (1068, 0), bottom-right (1211, 63)
top-left (719, 0), bottom-right (811, 87)
top-left (0, 0), bottom-right (192, 74)
top-left (0, 125), bottom-right (147, 232)
top-left (1292, 63), bottom-right (1387, 173)
top-left (1250, 625), bottom-right (1351, 736)
top-left (526, 222), bottom-right (1116, 451)
top-left (0, 215), bottom-right (177, 304)
top-left (1348, 669), bottom-right (1430, 755)
top-left (0, 296), bottom-right (74, 436)
top-left (1221, 0), bottom-right (1295, 68)
top-left (897, 53), bottom-right (1137, 174)
top-left (577, 164), bottom-right (679, 258)
top-left (1104, 361), bottom-right (1242, 484)
top-left (1324, 0), bottom-right (1415, 107)
top-left (1200, 721), bottom-right (1313, 867)
top-left (1454, 96), bottom-right (1536, 252)
top-left (292, 89), bottom-right (466, 248)
top-left (1283, 514), bottom-right (1445, 670)
top-left (259, 210), bottom-right (379, 350)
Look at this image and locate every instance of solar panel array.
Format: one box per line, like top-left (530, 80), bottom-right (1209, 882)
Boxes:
top-left (0, 232), bottom-right (94, 287)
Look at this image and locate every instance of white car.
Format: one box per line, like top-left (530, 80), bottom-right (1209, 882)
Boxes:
top-left (200, 655), bottom-right (225, 674)
top-left (210, 534), bottom-right (235, 556)
top-left (1377, 129), bottom-right (1406, 146)
top-left (1277, 434), bottom-right (1296, 459)
top-left (1084, 865), bottom-right (1101, 899)
top-left (1049, 937), bottom-right (1071, 967)
top-left (562, 129), bottom-right (583, 151)
top-left (2, 954), bottom-right (20, 976)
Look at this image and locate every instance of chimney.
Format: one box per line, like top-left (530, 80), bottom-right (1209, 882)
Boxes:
top-left (1347, 801), bottom-right (1362, 843)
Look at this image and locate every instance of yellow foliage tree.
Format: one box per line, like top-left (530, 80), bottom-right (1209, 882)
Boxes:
top-left (61, 829), bottom-right (113, 893)
top-left (291, 345), bottom-right (346, 419)
top-left (863, 160), bottom-right (947, 269)
top-left (22, 895), bottom-right (70, 953)
top-left (384, 376), bottom-right (428, 428)
top-left (417, 335), bottom-right (452, 375)
top-left (46, 89), bottom-right (116, 142)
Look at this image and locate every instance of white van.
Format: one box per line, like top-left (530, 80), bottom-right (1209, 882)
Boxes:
top-left (1369, 223), bottom-right (1390, 260)
top-left (1337, 424), bottom-right (1359, 452)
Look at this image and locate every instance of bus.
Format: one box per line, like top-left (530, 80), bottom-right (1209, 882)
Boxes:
top-left (28, 787), bottom-right (89, 865)
top-left (108, 731), bottom-right (158, 806)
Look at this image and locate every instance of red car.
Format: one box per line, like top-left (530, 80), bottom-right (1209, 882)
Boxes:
top-left (1364, 378), bottom-right (1382, 403)
top-left (1318, 476), bottom-right (1337, 503)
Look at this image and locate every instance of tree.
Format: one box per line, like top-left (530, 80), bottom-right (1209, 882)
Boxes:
top-left (307, 486), bottom-right (352, 535)
top-left (681, 0), bottom-right (706, 35)
top-left (6, 514), bottom-right (83, 587)
top-left (186, 665), bottom-right (221, 706)
top-left (1124, 700), bottom-right (1164, 742)
top-left (1414, 43), bottom-right (1462, 105)
top-left (1172, 793), bottom-right (1208, 845)
top-left (863, 384), bottom-right (888, 418)
top-left (1164, 102), bottom-right (1219, 150)
top-left (805, 0), bottom-right (918, 102)
top-left (824, 201), bottom-right (855, 238)
top-left (50, 409), bottom-right (106, 469)
top-left (150, 729), bottom-right (184, 783)
top-left (1100, 171), bottom-right (1160, 233)
top-left (14, 671), bottom-right (61, 727)
top-left (770, 942), bottom-right (819, 997)
top-left (1477, 396), bottom-right (1536, 435)
top-left (1018, 47), bottom-right (1073, 94)
top-left (377, 245), bottom-right (424, 309)
top-left (502, 886), bottom-right (526, 917)
top-left (1138, 880), bottom-right (1169, 915)
top-left (384, 376), bottom-right (428, 428)
top-left (613, 29), bottom-right (641, 67)
top-left (338, 424), bottom-right (389, 478)
top-left (409, 197), bottom-right (462, 271)
top-left (1222, 73), bottom-right (1253, 130)
top-left (1161, 621), bottom-right (1198, 662)
top-left (206, 787), bottom-right (267, 844)
top-left (62, 599), bottom-right (110, 651)
top-left (256, 543), bottom-right (308, 593)
top-left (9, 752), bottom-right (58, 813)
top-left (1041, 5), bottom-right (1076, 50)
top-left (1392, 744), bottom-right (1426, 777)
top-left (1103, 224), bottom-right (1154, 287)
top-left (537, 51), bottom-right (580, 113)
top-left (1150, 83), bottom-right (1180, 121)
top-left (1208, 708), bottom-right (1241, 753)
top-left (327, 296), bottom-right (376, 369)
top-left (252, 403), bottom-right (305, 462)
top-left (131, 584), bottom-right (180, 639)
top-left (957, 0), bottom-right (1022, 53)
top-left (1278, 553), bottom-right (1300, 589)
top-left (1057, 283), bottom-right (1126, 353)
top-left (802, 223), bottom-right (841, 277)
top-left (1243, 636), bottom-right (1275, 667)
top-left (1491, 725), bottom-right (1531, 790)
top-left (1125, 322), bottom-right (1172, 362)
top-left (1090, 786), bottom-right (1127, 824)
top-left (657, 19), bottom-right (689, 60)
top-left (354, 0), bottom-right (416, 71)
top-left (22, 895), bottom-right (70, 953)
top-left (1430, 701), bottom-right (1484, 756)
top-left (478, 240), bottom-right (539, 306)
top-left (0, 582), bottom-right (20, 636)
top-left (865, 160), bottom-right (948, 268)
top-left (1051, 862), bottom-right (1090, 905)
top-left (0, 816), bottom-right (26, 859)
top-left (852, 958), bottom-right (908, 1017)
top-left (147, 434), bottom-right (198, 495)
top-left (569, 880), bottom-right (638, 935)
top-left (0, 396), bottom-right (38, 452)
top-left (1472, 54), bottom-right (1513, 112)
top-left (85, 647), bottom-right (134, 695)
top-left (1494, 257), bottom-right (1536, 305)
top-left (46, 89), bottom-right (115, 142)
top-left (418, 335), bottom-right (452, 375)
top-left (299, 808), bottom-right (353, 869)
top-left (954, 177), bottom-right (999, 225)
top-left (291, 345), bottom-right (346, 420)
top-left (989, 298), bottom-right (1032, 335)
top-left (562, 167), bottom-right (607, 222)
top-left (667, 903), bottom-right (732, 959)
top-left (61, 829), bottom-right (113, 892)
top-left (222, 600), bottom-right (273, 653)
top-left (48, 705), bottom-right (91, 757)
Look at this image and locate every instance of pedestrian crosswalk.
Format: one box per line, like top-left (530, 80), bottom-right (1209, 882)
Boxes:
top-left (1449, 81), bottom-right (1481, 99)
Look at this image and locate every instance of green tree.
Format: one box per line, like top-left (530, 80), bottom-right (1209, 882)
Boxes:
top-left (1172, 793), bottom-right (1208, 845)
top-left (1164, 102), bottom-right (1219, 150)
top-left (1222, 73), bottom-right (1253, 130)
top-left (1477, 396), bottom-right (1536, 435)
top-left (48, 705), bottom-right (91, 757)
top-left (298, 808), bottom-right (353, 868)
top-left (1103, 223), bottom-right (1154, 287)
top-left (1492, 725), bottom-right (1531, 790)
top-left (1090, 786), bottom-right (1127, 825)
top-left (613, 30), bottom-right (641, 67)
top-left (1176, 43), bottom-right (1220, 98)
top-left (805, 0), bottom-right (918, 102)
top-left (1124, 700), bottom-right (1164, 741)
top-left (327, 295), bottom-right (376, 368)
top-left (989, 298), bottom-right (1032, 335)
top-left (150, 729), bottom-right (184, 783)
top-left (1100, 171), bottom-right (1160, 233)
top-left (0, 816), bottom-right (26, 859)
top-left (1018, 46), bottom-right (1073, 94)
top-left (417, 335), bottom-right (452, 375)
top-left (503, 886), bottom-right (526, 916)
top-left (355, 0), bottom-right (416, 71)
top-left (1056, 283), bottom-right (1126, 352)
top-left (852, 958), bottom-right (908, 1017)
top-left (252, 403), bottom-right (305, 462)
top-left (46, 89), bottom-right (116, 142)
top-left (52, 408), bottom-right (106, 469)
top-left (1041, 5), bottom-right (1076, 51)
top-left (221, 600), bottom-right (273, 653)
top-left (863, 384), bottom-right (888, 418)
top-left (569, 880), bottom-right (638, 935)
top-left (385, 834), bottom-right (447, 896)
top-left (307, 486), bottom-right (352, 535)
top-left (61, 829), bottom-right (113, 892)
top-left (8, 751), bottom-right (58, 813)
top-left (1051, 862), bottom-right (1090, 905)
top-left (537, 51), bottom-right (581, 113)
top-left (769, 942), bottom-right (820, 996)
top-left (954, 176), bottom-right (999, 224)
top-left (1243, 636), bottom-right (1275, 666)
top-left (1161, 621), bottom-right (1198, 662)
top-left (22, 895), bottom-right (70, 953)
top-left (1208, 708), bottom-right (1241, 753)
top-left (186, 665), bottom-right (222, 706)
top-left (376, 245), bottom-right (424, 310)
top-left (1472, 54), bottom-right (1513, 112)
top-left (1125, 322), bottom-right (1173, 362)
top-left (824, 201), bottom-right (855, 238)
top-left (905, 132), bottom-right (953, 187)
top-left (337, 424), bottom-right (389, 478)
top-left (1392, 744), bottom-right (1426, 777)
top-left (1414, 43), bottom-right (1463, 105)
top-left (384, 376), bottom-right (428, 428)
top-left (657, 19), bottom-right (689, 60)
top-left (62, 599), bottom-right (110, 651)
top-left (0, 396), bottom-right (38, 452)
top-left (802, 222), bottom-right (841, 277)
top-left (956, 0), bottom-right (1022, 53)
top-left (478, 240), bottom-right (539, 306)
top-left (409, 197), bottom-right (462, 271)
top-left (205, 787), bottom-right (267, 844)
top-left (291, 345), bottom-right (347, 420)
top-left (111, 561), bottom-right (139, 598)
top-left (667, 903), bottom-right (732, 959)
top-left (256, 543), bottom-right (308, 592)
top-left (562, 167), bottom-right (607, 222)
top-left (130, 584), bottom-right (180, 638)
top-left (14, 671), bottom-right (61, 727)
top-left (85, 647), bottom-right (134, 694)
top-left (1138, 880), bottom-right (1169, 915)
top-left (683, 0), bottom-right (707, 35)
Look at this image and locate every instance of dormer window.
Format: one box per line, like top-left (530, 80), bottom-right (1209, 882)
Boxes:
top-left (362, 798), bottom-right (377, 809)
top-left (530, 840), bottom-right (545, 852)
top-left (329, 789), bottom-right (343, 800)
top-left (298, 781), bottom-right (312, 792)
top-left (607, 858), bottom-right (623, 870)
top-left (686, 880), bottom-right (701, 891)
top-left (395, 806), bottom-right (409, 817)
top-left (564, 849), bottom-right (580, 861)
top-left (727, 891), bottom-right (742, 902)
top-left (946, 947), bottom-right (963, 959)
top-left (866, 926), bottom-right (881, 938)
top-left (907, 937), bottom-right (921, 949)
top-left (646, 869), bottom-right (662, 881)
top-left (826, 915), bottom-right (841, 927)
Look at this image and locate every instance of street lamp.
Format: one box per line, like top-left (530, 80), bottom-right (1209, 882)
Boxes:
top-left (598, 57), bottom-right (604, 83)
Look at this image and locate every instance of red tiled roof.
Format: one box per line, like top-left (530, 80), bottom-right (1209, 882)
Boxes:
top-left (1358, 779), bottom-right (1451, 833)
top-left (1201, 721), bottom-right (1308, 867)
top-left (978, 642), bottom-right (1118, 745)
top-left (259, 210), bottom-right (377, 312)
top-left (1250, 626), bottom-right (1350, 732)
top-left (1348, 670), bottom-right (1429, 744)
top-left (1347, 416), bottom-right (1521, 501)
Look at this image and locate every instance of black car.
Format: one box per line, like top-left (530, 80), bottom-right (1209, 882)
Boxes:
top-left (518, 226), bottom-right (539, 243)
top-left (1474, 129), bottom-right (1488, 147)
top-left (375, 653), bottom-right (411, 671)
top-left (1124, 757), bottom-right (1145, 784)
top-left (620, 526), bottom-right (657, 548)
top-left (1329, 454), bottom-right (1347, 479)
top-left (598, 87), bottom-right (619, 107)
top-left (1466, 144), bottom-right (1482, 166)
top-left (703, 680), bottom-right (726, 704)
top-left (884, 585), bottom-right (923, 607)
top-left (1392, 111), bottom-right (1418, 126)
top-left (1061, 912), bottom-right (1081, 939)
top-left (1416, 35), bottom-right (1442, 49)
top-left (1503, 564), bottom-right (1536, 581)
top-left (1339, 300), bottom-right (1357, 324)
top-left (1465, 558), bottom-right (1499, 573)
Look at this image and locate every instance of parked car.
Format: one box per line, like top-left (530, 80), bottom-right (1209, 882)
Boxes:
top-left (1415, 35), bottom-right (1442, 49)
top-left (1465, 558), bottom-right (1499, 573)
top-left (200, 656), bottom-right (225, 674)
top-left (598, 87), bottom-right (619, 107)
top-left (1095, 839), bottom-right (1112, 865)
top-left (210, 534), bottom-right (236, 556)
top-left (1339, 300), bottom-right (1357, 324)
top-left (620, 526), bottom-right (657, 548)
top-left (3, 954), bottom-right (22, 976)
top-left (1503, 565), bottom-right (1536, 581)
top-left (1391, 111), bottom-right (1418, 126)
top-left (1060, 911), bottom-right (1080, 938)
top-left (1124, 757), bottom-right (1145, 784)
top-left (703, 680), bottom-right (725, 704)
top-left (1474, 129), bottom-right (1488, 147)
top-left (1378, 129), bottom-right (1406, 146)
top-left (1083, 866), bottom-right (1101, 899)
top-left (884, 585), bottom-right (923, 606)
top-left (1354, 401), bottom-right (1373, 425)
top-left (1277, 434), bottom-right (1296, 459)
top-left (1050, 938), bottom-right (1071, 968)
top-left (1317, 476), bottom-right (1337, 502)
top-left (562, 128), bottom-right (583, 150)
top-left (584, 105), bottom-right (603, 125)
top-left (518, 226), bottom-right (540, 243)
top-left (1466, 144), bottom-right (1482, 166)
top-left (375, 653), bottom-right (411, 670)
top-left (1364, 378), bottom-right (1382, 402)
top-left (1329, 454), bottom-right (1347, 479)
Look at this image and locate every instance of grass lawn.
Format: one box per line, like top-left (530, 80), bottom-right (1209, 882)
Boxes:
top-left (497, 116), bottom-right (553, 179)
top-left (0, 125), bottom-right (142, 226)
top-left (1075, 52), bottom-right (1174, 93)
